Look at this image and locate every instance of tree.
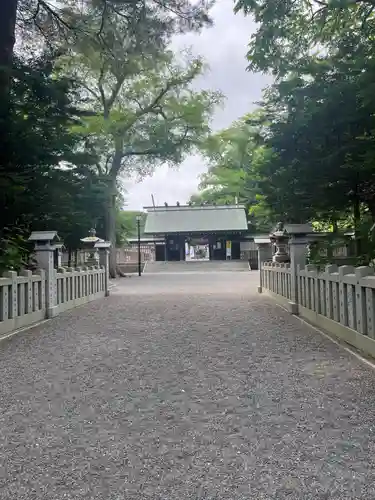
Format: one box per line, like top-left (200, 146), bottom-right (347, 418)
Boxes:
top-left (62, 41), bottom-right (221, 276)
top-left (0, 0), bottom-right (218, 272)
top-left (234, 0), bottom-right (375, 76)
top-left (0, 54), bottom-right (106, 271)
top-left (115, 210), bottom-right (147, 246)
top-left (191, 114), bottom-right (273, 231)
top-left (253, 52), bottom-right (375, 221)
top-left (14, 0), bottom-right (213, 68)
top-left (0, 0), bottom-right (214, 143)
top-left (0, 0), bottom-right (18, 104)
top-left (231, 0), bottom-right (375, 261)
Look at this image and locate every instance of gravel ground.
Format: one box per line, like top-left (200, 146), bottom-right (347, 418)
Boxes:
top-left (1, 271), bottom-right (375, 500)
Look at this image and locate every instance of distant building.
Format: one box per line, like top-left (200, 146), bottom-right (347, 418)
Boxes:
top-left (125, 203), bottom-right (256, 266)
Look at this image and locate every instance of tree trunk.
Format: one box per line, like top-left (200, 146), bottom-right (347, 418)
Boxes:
top-left (353, 196), bottom-right (361, 257)
top-left (104, 143), bottom-right (124, 278)
top-left (0, 0), bottom-right (18, 106)
top-left (104, 174), bottom-right (118, 279)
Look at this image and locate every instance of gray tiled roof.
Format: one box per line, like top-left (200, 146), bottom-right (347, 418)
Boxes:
top-left (144, 205), bottom-right (248, 234)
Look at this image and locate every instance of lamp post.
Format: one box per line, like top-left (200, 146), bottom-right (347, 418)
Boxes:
top-left (136, 214), bottom-right (142, 276)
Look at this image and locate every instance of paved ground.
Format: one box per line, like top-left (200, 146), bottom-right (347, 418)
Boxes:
top-left (1, 272), bottom-right (375, 499)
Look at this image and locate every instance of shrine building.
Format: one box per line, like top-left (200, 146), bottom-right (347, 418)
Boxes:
top-left (142, 203), bottom-right (253, 263)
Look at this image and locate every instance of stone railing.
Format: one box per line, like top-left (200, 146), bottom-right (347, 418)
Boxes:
top-left (261, 262), bottom-right (292, 301)
top-left (0, 230), bottom-right (111, 338)
top-left (297, 264), bottom-right (375, 337)
top-left (260, 259), bottom-right (375, 358)
top-left (0, 265), bottom-right (108, 338)
top-left (55, 266), bottom-right (106, 314)
top-left (0, 270), bottom-right (47, 336)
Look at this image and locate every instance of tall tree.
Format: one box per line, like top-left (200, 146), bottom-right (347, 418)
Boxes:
top-left (191, 114), bottom-right (273, 231)
top-left (0, 0), bottom-right (18, 110)
top-left (0, 53), bottom-right (106, 270)
top-left (61, 35), bottom-right (221, 275)
top-left (234, 0), bottom-right (375, 75)
top-left (1, 0), bottom-right (214, 141)
top-left (246, 48), bottom-right (375, 235)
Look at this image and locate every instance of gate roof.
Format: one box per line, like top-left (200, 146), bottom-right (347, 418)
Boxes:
top-left (143, 205), bottom-right (248, 235)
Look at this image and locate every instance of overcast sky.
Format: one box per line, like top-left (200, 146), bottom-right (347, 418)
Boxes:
top-left (125, 0), bottom-right (271, 210)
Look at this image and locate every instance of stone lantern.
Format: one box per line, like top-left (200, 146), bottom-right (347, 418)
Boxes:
top-left (80, 228), bottom-right (104, 266)
top-left (270, 222), bottom-right (290, 263)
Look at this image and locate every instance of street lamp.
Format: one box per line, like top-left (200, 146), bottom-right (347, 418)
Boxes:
top-left (136, 214), bottom-right (142, 276)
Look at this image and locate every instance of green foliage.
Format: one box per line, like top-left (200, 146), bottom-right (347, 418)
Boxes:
top-left (252, 50), bottom-right (375, 222)
top-left (57, 12), bottom-right (221, 276)
top-left (191, 42), bottom-right (375, 249)
top-left (201, 0), bottom-right (375, 263)
top-left (234, 0), bottom-right (375, 76)
top-left (0, 54), bottom-right (106, 269)
top-left (0, 0), bottom-right (219, 273)
top-left (0, 230), bottom-right (30, 274)
top-left (62, 50), bottom-right (222, 178)
top-left (190, 113), bottom-right (274, 232)
top-left (115, 210), bottom-right (146, 246)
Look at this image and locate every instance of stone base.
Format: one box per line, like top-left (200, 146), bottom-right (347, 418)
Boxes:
top-left (272, 256), bottom-right (290, 264)
top-left (288, 301), bottom-right (299, 315)
top-left (47, 306), bottom-right (58, 319)
top-left (257, 286), bottom-right (263, 294)
top-left (86, 258), bottom-right (99, 267)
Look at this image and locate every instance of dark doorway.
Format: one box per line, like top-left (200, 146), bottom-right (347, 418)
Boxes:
top-left (166, 236), bottom-right (181, 261)
top-left (231, 241), bottom-right (241, 260)
top-left (155, 244), bottom-right (165, 261)
top-left (211, 238), bottom-right (226, 260)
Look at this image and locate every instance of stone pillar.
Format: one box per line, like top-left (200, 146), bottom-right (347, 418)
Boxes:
top-left (288, 235), bottom-right (309, 314)
top-left (254, 238), bottom-right (272, 293)
top-left (96, 241), bottom-right (111, 297)
top-left (29, 234), bottom-right (60, 319)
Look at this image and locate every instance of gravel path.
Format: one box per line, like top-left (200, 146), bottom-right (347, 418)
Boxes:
top-left (1, 271), bottom-right (375, 499)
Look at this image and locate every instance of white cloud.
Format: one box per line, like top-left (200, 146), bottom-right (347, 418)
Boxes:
top-left (125, 0), bottom-right (271, 210)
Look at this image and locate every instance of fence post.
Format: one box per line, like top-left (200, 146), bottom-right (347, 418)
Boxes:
top-left (3, 271), bottom-right (18, 319)
top-left (325, 264), bottom-right (338, 320)
top-left (338, 265), bottom-right (355, 327)
top-left (20, 270), bottom-right (33, 314)
top-left (29, 231), bottom-right (60, 318)
top-left (254, 238), bottom-right (272, 293)
top-left (288, 235), bottom-right (309, 315)
top-left (355, 266), bottom-right (373, 335)
top-left (96, 241), bottom-right (111, 297)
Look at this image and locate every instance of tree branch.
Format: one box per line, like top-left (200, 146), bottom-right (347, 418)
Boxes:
top-left (97, 64), bottom-right (108, 115)
top-left (97, 0), bottom-right (108, 37)
top-left (121, 126), bottom-right (192, 159)
top-left (79, 80), bottom-right (101, 102)
top-left (106, 75), bottom-right (126, 112)
top-left (21, 1), bottom-right (41, 23)
top-left (37, 0), bottom-right (75, 31)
